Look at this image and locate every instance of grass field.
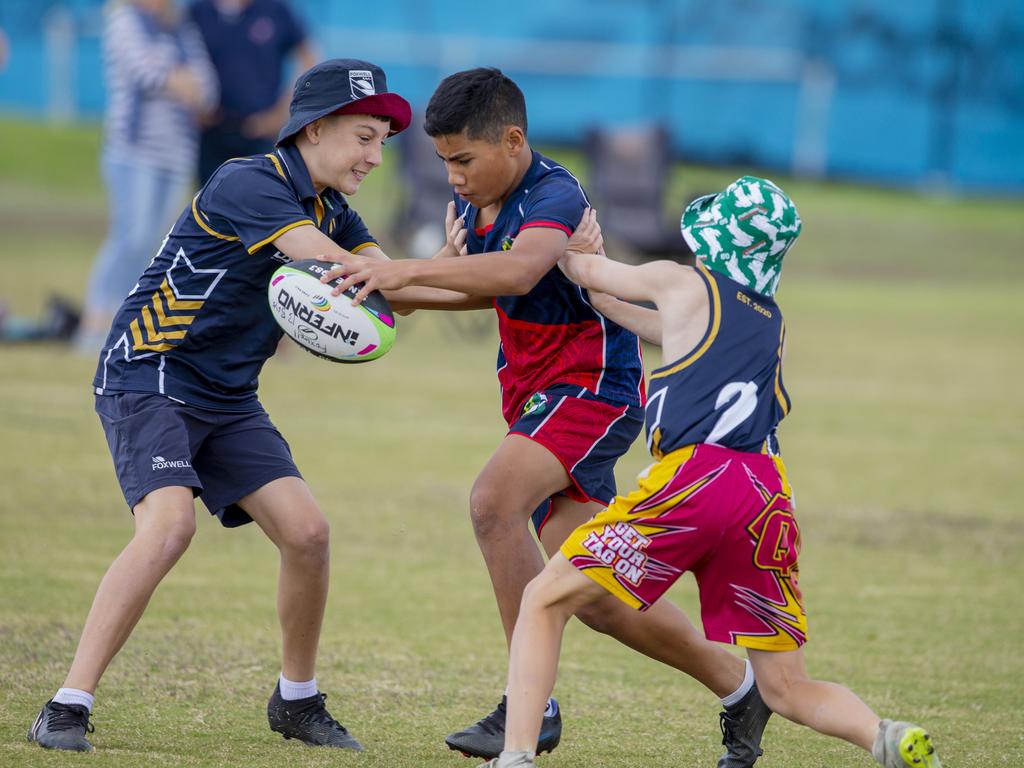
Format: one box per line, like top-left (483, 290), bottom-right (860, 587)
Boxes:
top-left (1, 116), bottom-right (1022, 767)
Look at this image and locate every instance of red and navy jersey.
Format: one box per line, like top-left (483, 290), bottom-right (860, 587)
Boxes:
top-left (645, 264), bottom-right (791, 457)
top-left (93, 142), bottom-right (378, 411)
top-left (457, 151), bottom-right (645, 424)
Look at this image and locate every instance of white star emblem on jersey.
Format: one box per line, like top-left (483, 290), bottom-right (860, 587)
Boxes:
top-left (166, 248), bottom-right (227, 300)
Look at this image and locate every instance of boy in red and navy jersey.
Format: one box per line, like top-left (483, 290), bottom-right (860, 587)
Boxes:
top-left (323, 68), bottom-right (766, 764)
top-left (458, 148), bottom-right (646, 427)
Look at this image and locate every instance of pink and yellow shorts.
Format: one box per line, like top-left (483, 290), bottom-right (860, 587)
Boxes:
top-left (560, 443), bottom-right (807, 651)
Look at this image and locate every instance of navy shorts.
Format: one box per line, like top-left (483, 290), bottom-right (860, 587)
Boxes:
top-left (507, 385), bottom-right (644, 535)
top-left (95, 392), bottom-right (302, 527)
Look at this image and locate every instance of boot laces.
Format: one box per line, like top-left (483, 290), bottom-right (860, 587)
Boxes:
top-left (47, 703), bottom-right (94, 734)
top-left (290, 693), bottom-right (347, 732)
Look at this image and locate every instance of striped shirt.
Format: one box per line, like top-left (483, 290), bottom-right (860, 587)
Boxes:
top-left (102, 5), bottom-right (219, 174)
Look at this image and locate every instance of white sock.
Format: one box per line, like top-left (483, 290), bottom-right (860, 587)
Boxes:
top-left (279, 673), bottom-right (317, 701)
top-left (719, 659), bottom-right (755, 707)
top-left (498, 750), bottom-right (536, 767)
top-left (503, 688), bottom-right (557, 718)
top-left (53, 688), bottom-right (94, 712)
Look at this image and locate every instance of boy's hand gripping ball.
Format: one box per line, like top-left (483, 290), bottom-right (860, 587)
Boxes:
top-left (268, 259), bottom-right (396, 362)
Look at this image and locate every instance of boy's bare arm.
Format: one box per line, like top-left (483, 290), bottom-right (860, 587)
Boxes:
top-left (587, 291), bottom-right (663, 345)
top-left (318, 226), bottom-right (569, 304)
top-left (272, 225), bottom-right (490, 311)
top-left (385, 287), bottom-right (492, 312)
top-left (560, 252), bottom-right (709, 357)
top-left (559, 252), bottom-right (693, 305)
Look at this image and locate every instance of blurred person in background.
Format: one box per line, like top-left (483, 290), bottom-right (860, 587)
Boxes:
top-left (74, 0), bottom-right (218, 351)
top-left (187, 0), bottom-right (318, 185)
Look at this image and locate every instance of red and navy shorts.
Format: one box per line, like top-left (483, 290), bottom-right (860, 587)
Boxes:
top-left (95, 392), bottom-right (302, 528)
top-left (507, 385), bottom-right (644, 535)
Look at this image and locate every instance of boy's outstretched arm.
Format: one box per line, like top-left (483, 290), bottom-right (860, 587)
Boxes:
top-left (319, 226), bottom-right (572, 304)
top-left (272, 219), bottom-right (490, 313)
top-left (587, 290), bottom-right (663, 345)
top-left (384, 287), bottom-right (492, 312)
top-left (560, 250), bottom-right (697, 335)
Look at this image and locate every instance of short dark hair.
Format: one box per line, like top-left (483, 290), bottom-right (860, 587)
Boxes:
top-left (424, 68), bottom-right (528, 142)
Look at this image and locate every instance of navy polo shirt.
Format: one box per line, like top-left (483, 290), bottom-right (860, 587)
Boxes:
top-left (94, 143), bottom-right (378, 411)
top-left (187, 0), bottom-right (306, 120)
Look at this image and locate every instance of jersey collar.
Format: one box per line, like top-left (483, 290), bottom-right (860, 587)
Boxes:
top-left (276, 143), bottom-right (318, 201)
top-left (276, 143), bottom-right (350, 212)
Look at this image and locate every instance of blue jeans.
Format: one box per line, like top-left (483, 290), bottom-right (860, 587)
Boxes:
top-left (84, 152), bottom-right (192, 315)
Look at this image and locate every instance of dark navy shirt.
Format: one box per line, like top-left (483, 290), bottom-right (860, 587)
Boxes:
top-left (187, 0), bottom-right (306, 120)
top-left (93, 142), bottom-right (377, 411)
top-left (645, 264), bottom-right (791, 457)
top-left (458, 151), bottom-right (645, 424)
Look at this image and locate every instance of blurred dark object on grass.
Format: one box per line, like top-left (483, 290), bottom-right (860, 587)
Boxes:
top-left (0, 296), bottom-right (80, 343)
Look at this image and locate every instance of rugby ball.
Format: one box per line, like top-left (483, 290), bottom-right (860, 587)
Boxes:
top-left (267, 259), bottom-right (396, 363)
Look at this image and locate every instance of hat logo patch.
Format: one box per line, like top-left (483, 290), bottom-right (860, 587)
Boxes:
top-left (349, 70), bottom-right (376, 99)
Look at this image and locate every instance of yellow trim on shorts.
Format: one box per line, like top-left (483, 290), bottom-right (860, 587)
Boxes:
top-left (732, 573), bottom-right (806, 652)
top-left (246, 220), bottom-right (314, 254)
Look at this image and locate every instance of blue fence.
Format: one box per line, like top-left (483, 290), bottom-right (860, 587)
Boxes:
top-left (1, 0), bottom-right (1021, 193)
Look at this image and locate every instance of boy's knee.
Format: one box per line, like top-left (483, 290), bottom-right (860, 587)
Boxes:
top-left (280, 516), bottom-right (331, 559)
top-left (520, 572), bottom-right (554, 614)
top-left (521, 568), bottom-right (576, 623)
top-left (468, 482), bottom-right (517, 538)
top-left (140, 516), bottom-right (196, 562)
top-left (749, 654), bottom-right (805, 713)
top-left (573, 594), bottom-right (634, 636)
top-left (574, 602), bottom-right (615, 635)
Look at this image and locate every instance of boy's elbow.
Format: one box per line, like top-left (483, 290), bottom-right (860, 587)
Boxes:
top-left (567, 260), bottom-right (594, 290)
top-left (505, 271), bottom-right (543, 295)
top-left (505, 281), bottom-right (533, 296)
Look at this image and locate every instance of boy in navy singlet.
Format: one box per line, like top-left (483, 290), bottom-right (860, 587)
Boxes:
top-left (485, 179), bottom-right (942, 768)
top-left (320, 68), bottom-right (764, 764)
top-left (27, 59), bottom-right (419, 753)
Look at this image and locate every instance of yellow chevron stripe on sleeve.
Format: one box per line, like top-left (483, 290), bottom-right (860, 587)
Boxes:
top-left (350, 241), bottom-right (379, 253)
top-left (130, 319), bottom-right (174, 352)
top-left (160, 279), bottom-right (203, 311)
top-left (152, 290), bottom-right (195, 327)
top-left (142, 306), bottom-right (188, 341)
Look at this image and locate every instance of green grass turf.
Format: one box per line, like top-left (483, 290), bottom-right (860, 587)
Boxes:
top-left (0, 117), bottom-right (1022, 766)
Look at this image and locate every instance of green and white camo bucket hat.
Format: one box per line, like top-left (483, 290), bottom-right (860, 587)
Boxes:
top-left (680, 176), bottom-right (802, 297)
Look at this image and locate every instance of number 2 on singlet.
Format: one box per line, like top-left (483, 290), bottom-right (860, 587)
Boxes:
top-left (706, 381), bottom-right (758, 444)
